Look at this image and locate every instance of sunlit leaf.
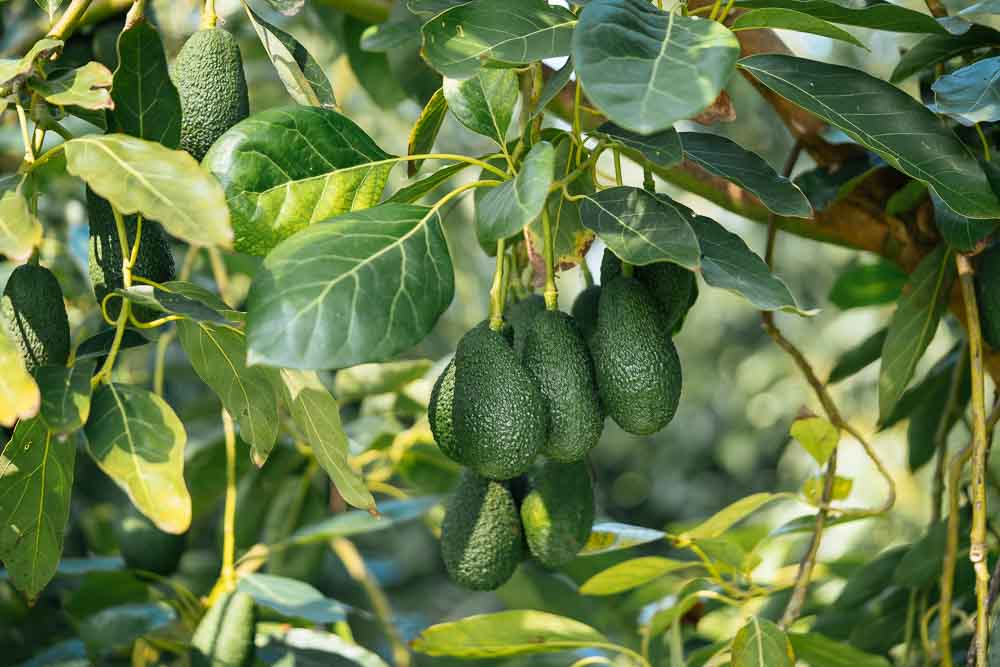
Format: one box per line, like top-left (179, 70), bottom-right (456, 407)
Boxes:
top-left (579, 521), bottom-right (665, 556)
top-left (0, 324), bottom-right (40, 428)
top-left (0, 38), bottom-right (63, 93)
top-left (788, 632), bottom-right (891, 667)
top-left (802, 475), bottom-right (853, 504)
top-left (408, 88), bottom-right (448, 176)
top-left (237, 573), bottom-right (347, 623)
top-left (732, 617), bottom-right (794, 667)
top-left (930, 56), bottom-right (1000, 126)
top-left (35, 362), bottom-right (95, 434)
top-left (29, 61), bottom-right (113, 110)
top-left (260, 627), bottom-right (390, 667)
top-left (580, 556), bottom-right (698, 596)
top-left (734, 0), bottom-right (946, 33)
top-left (443, 69), bottom-right (518, 146)
top-left (790, 416), bottom-right (839, 466)
top-left (731, 8), bottom-right (867, 48)
top-left (682, 492), bottom-right (786, 541)
top-left (0, 175), bottom-right (42, 262)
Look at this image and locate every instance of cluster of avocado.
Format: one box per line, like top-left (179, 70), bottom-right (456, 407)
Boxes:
top-left (429, 249), bottom-right (695, 590)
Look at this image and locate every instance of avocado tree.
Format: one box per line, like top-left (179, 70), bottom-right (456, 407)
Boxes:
top-left (2, 0), bottom-right (1000, 665)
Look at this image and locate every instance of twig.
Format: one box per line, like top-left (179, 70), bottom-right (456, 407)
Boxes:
top-left (47, 0), bottom-right (94, 39)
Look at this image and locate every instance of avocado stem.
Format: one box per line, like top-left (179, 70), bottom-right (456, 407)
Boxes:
top-left (541, 208), bottom-right (558, 310)
top-left (488, 238), bottom-right (507, 330)
top-left (201, 0), bottom-right (217, 29)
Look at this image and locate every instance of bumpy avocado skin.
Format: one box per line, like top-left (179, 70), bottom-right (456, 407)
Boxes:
top-left (521, 460), bottom-right (595, 568)
top-left (87, 187), bottom-right (176, 321)
top-left (441, 471), bottom-right (524, 590)
top-left (592, 276), bottom-right (682, 435)
top-left (601, 249), bottom-right (697, 333)
top-left (452, 322), bottom-right (548, 480)
top-left (428, 358), bottom-right (464, 464)
top-left (571, 285), bottom-right (602, 341)
top-left (504, 294), bottom-right (546, 359)
top-left (117, 510), bottom-right (186, 576)
top-left (2, 264), bottom-right (70, 372)
top-left (976, 244), bottom-right (1000, 349)
top-left (173, 28), bottom-right (249, 161)
top-left (522, 310), bottom-right (604, 462)
top-left (191, 590), bottom-right (256, 667)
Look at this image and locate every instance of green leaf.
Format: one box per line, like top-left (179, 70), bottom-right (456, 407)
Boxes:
top-left (361, 16), bottom-right (422, 52)
top-left (421, 0), bottom-right (577, 78)
top-left (409, 0), bottom-right (468, 16)
top-left (265, 629), bottom-right (390, 667)
top-left (531, 58), bottom-right (574, 120)
top-left (683, 492), bottom-right (786, 541)
top-left (933, 193), bottom-right (996, 252)
top-left (899, 348), bottom-right (969, 470)
top-left (580, 187), bottom-right (700, 269)
top-left (594, 122), bottom-right (683, 170)
top-left (573, 1), bottom-right (739, 134)
top-left (579, 556), bottom-right (697, 595)
top-left (344, 17), bottom-right (408, 109)
top-left (283, 496), bottom-right (438, 547)
top-left (770, 512), bottom-right (867, 536)
top-left (0, 323), bottom-right (40, 428)
top-left (885, 179), bottom-right (928, 216)
top-left (734, 0), bottom-right (946, 33)
top-left (788, 632), bottom-right (891, 667)
top-left (78, 602), bottom-right (176, 658)
top-left (334, 359), bottom-right (434, 401)
top-left (246, 202), bottom-right (454, 370)
top-left (931, 56), bottom-right (1000, 126)
top-left (278, 369), bottom-right (374, 511)
top-left (828, 328), bottom-right (888, 384)
top-left (36, 362), bottom-right (96, 434)
top-left (802, 475), bottom-right (853, 504)
top-left (833, 545), bottom-right (908, 609)
top-left (829, 260), bottom-right (907, 310)
top-left (34, 0), bottom-right (66, 20)
top-left (408, 88), bottom-right (448, 176)
top-left (738, 54), bottom-right (1000, 219)
top-left (74, 329), bottom-right (149, 361)
top-left (579, 521), bottom-right (665, 556)
top-left (411, 610), bottom-right (610, 658)
top-left (242, 1), bottom-right (337, 108)
top-left (388, 162), bottom-right (467, 204)
top-left (731, 8), bottom-right (867, 48)
top-left (0, 175), bottom-right (42, 263)
top-left (878, 245), bottom-right (954, 422)
top-left (83, 384), bottom-right (191, 534)
top-left (893, 520), bottom-right (950, 588)
top-left (237, 573), bottom-right (347, 623)
top-left (647, 585), bottom-right (706, 635)
top-left (29, 61), bottom-right (113, 110)
top-left (0, 38), bottom-right (63, 94)
top-left (203, 106), bottom-right (393, 257)
top-left (63, 134), bottom-right (233, 248)
top-left (477, 141), bottom-right (555, 245)
top-left (890, 26), bottom-right (1000, 83)
top-left (443, 69), bottom-right (518, 146)
top-left (0, 417), bottom-right (74, 598)
top-left (177, 321), bottom-right (280, 465)
top-left (790, 416), bottom-right (839, 466)
top-left (732, 617), bottom-right (794, 667)
top-left (684, 208), bottom-right (812, 313)
top-left (680, 132), bottom-right (812, 218)
top-left (108, 21), bottom-right (179, 146)
top-left (119, 285), bottom-right (228, 324)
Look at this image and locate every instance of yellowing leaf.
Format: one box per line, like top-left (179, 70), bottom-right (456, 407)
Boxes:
top-left (790, 416), bottom-right (839, 465)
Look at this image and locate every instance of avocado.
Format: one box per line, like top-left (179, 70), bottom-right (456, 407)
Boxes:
top-left (571, 285), bottom-right (601, 341)
top-left (440, 470), bottom-right (524, 590)
top-left (592, 275), bottom-right (682, 435)
top-left (191, 590), bottom-right (256, 667)
top-left (520, 460), bottom-right (595, 568)
top-left (2, 264), bottom-right (70, 372)
top-left (452, 322), bottom-right (548, 479)
top-left (428, 357), bottom-right (463, 464)
top-left (976, 243), bottom-right (1000, 349)
top-left (173, 28), bottom-right (249, 161)
top-left (601, 249), bottom-right (697, 333)
top-left (87, 187), bottom-right (176, 321)
top-left (504, 294), bottom-right (545, 358)
top-left (117, 509), bottom-right (186, 576)
top-left (521, 310), bottom-right (604, 462)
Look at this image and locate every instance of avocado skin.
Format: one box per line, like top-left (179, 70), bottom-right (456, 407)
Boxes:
top-left (117, 510), bottom-right (186, 576)
top-left (428, 358), bottom-right (463, 464)
top-left (522, 310), bottom-right (604, 462)
top-left (601, 249), bottom-right (697, 333)
top-left (173, 28), bottom-right (249, 161)
top-left (521, 460), bottom-right (595, 568)
top-left (191, 590), bottom-right (256, 667)
top-left (976, 244), bottom-right (1000, 349)
top-left (452, 322), bottom-right (547, 480)
top-left (441, 470), bottom-right (524, 590)
top-left (571, 285), bottom-right (601, 341)
top-left (2, 264), bottom-right (70, 372)
top-left (504, 294), bottom-right (545, 359)
top-left (87, 187), bottom-right (176, 321)
top-left (592, 276), bottom-right (682, 435)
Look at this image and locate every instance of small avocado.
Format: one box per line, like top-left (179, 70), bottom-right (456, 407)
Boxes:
top-left (452, 322), bottom-right (548, 480)
top-left (428, 358), bottom-right (463, 464)
top-left (975, 243), bottom-right (1000, 349)
top-left (521, 310), bottom-right (604, 462)
top-left (117, 509), bottom-right (186, 576)
top-left (520, 460), bottom-right (595, 568)
top-left (592, 275), bottom-right (682, 435)
top-left (504, 294), bottom-right (546, 359)
top-left (2, 264), bottom-right (70, 372)
top-left (440, 470), bottom-right (524, 590)
top-left (571, 285), bottom-right (601, 341)
top-left (191, 590), bottom-right (256, 667)
top-left (601, 249), bottom-right (697, 333)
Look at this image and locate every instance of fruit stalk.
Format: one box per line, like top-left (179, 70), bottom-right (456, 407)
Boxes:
top-left (541, 209), bottom-right (558, 310)
top-left (220, 409), bottom-right (237, 592)
top-left (489, 238), bottom-right (507, 331)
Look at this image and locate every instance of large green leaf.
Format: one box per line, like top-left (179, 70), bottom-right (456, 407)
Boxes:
top-left (0, 321), bottom-right (40, 428)
top-left (36, 362), bottom-right (95, 434)
top-left (732, 617), bottom-right (794, 667)
top-left (933, 193), bottom-right (996, 251)
top-left (477, 141), bottom-right (554, 245)
top-left (828, 328), bottom-right (887, 384)
top-left (411, 610), bottom-right (610, 658)
top-left (62, 134), bottom-right (232, 247)
top-left (0, 175), bottom-right (42, 262)
top-left (84, 384), bottom-right (191, 534)
top-left (730, 8), bottom-right (867, 48)
top-left (788, 632), bottom-right (890, 667)
top-left (738, 54), bottom-right (1000, 219)
top-left (407, 88), bottom-right (448, 176)
top-left (579, 187), bottom-right (700, 269)
top-left (573, 0), bottom-right (739, 134)
top-left (0, 417), bottom-right (75, 599)
top-left (734, 0), bottom-right (946, 33)
top-left (931, 56), bottom-right (1000, 126)
top-left (246, 203), bottom-right (454, 370)
top-left (579, 556), bottom-right (697, 595)
top-left (443, 69), bottom-right (518, 146)
top-left (594, 122), bottom-right (683, 169)
top-left (30, 62), bottom-right (113, 110)
top-left (237, 573), bottom-right (347, 623)
top-left (890, 26), bottom-right (1000, 83)
top-left (108, 21), bottom-right (180, 146)
top-left (203, 106), bottom-right (394, 257)
top-left (877, 245), bottom-right (954, 422)
top-left (421, 0), bottom-right (577, 78)
top-left (682, 492), bottom-right (786, 541)
top-left (278, 369), bottom-right (374, 511)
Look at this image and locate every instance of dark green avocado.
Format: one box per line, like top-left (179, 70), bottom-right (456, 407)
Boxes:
top-left (2, 263), bottom-right (70, 372)
top-left (520, 460), bottom-right (595, 568)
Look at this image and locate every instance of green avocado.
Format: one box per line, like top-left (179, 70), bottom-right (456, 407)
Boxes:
top-left (117, 510), bottom-right (186, 576)
top-left (441, 470), bottom-right (524, 590)
top-left (571, 284), bottom-right (601, 341)
top-left (592, 275), bottom-right (682, 435)
top-left (601, 249), bottom-right (698, 333)
top-left (428, 357), bottom-right (463, 464)
top-left (87, 187), bottom-right (176, 322)
top-left (520, 460), bottom-right (595, 568)
top-left (975, 243), bottom-right (1000, 349)
top-left (173, 28), bottom-right (249, 161)
top-left (452, 322), bottom-right (548, 479)
top-left (191, 590), bottom-right (256, 667)
top-left (521, 310), bottom-right (604, 462)
top-left (504, 294), bottom-right (545, 359)
top-left (2, 264), bottom-right (70, 372)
